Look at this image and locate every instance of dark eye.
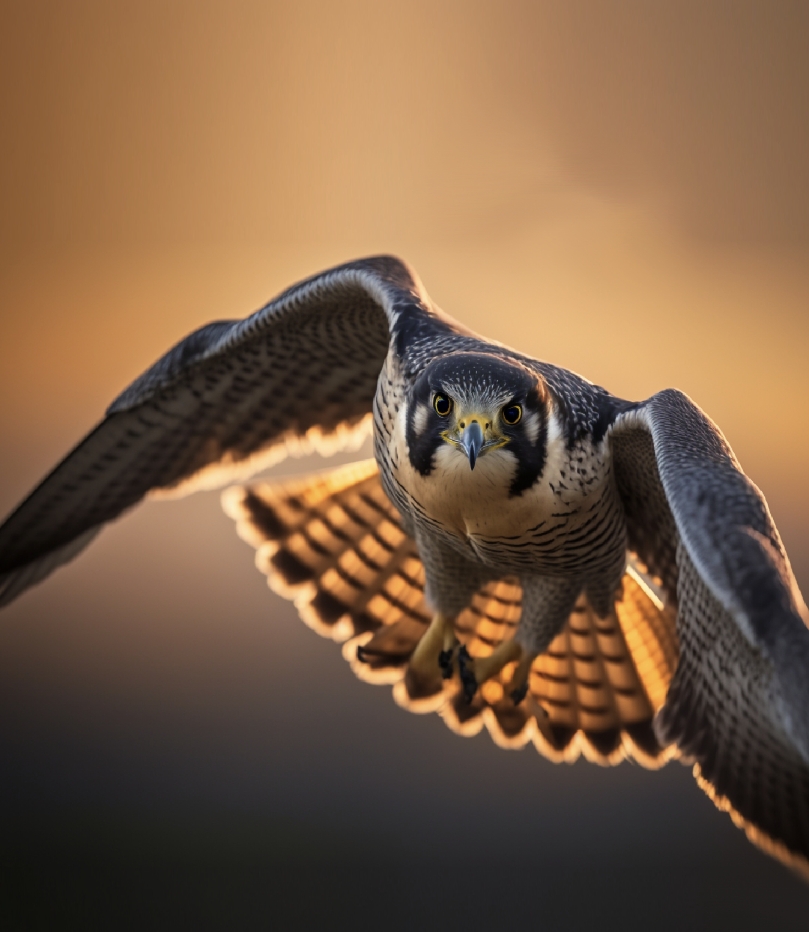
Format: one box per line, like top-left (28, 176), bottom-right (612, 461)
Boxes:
top-left (502, 404), bottom-right (522, 425)
top-left (433, 393), bottom-right (453, 417)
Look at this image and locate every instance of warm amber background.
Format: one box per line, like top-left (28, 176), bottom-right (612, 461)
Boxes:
top-left (1, 2), bottom-right (808, 925)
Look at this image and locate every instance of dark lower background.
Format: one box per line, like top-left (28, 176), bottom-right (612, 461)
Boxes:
top-left (4, 818), bottom-right (809, 930)
top-left (1, 492), bottom-right (808, 930)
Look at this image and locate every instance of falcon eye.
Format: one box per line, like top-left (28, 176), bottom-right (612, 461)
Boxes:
top-left (502, 404), bottom-right (522, 425)
top-left (433, 393), bottom-right (453, 417)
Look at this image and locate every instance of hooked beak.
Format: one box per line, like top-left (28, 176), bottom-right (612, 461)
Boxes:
top-left (458, 421), bottom-right (484, 470)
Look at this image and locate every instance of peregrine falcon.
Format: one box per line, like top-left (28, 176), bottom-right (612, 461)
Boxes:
top-left (1, 256), bottom-right (808, 877)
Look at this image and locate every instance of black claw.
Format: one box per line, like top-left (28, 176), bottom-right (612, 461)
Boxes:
top-left (510, 682), bottom-right (528, 706)
top-left (457, 645), bottom-right (478, 702)
top-left (438, 648), bottom-right (454, 679)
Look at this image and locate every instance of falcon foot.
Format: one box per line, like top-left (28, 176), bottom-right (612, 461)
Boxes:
top-left (458, 645), bottom-right (478, 701)
top-left (407, 612), bottom-right (457, 682)
top-left (506, 650), bottom-right (536, 706)
top-left (509, 681), bottom-right (529, 705)
top-left (438, 647), bottom-right (455, 679)
top-left (458, 639), bottom-right (531, 704)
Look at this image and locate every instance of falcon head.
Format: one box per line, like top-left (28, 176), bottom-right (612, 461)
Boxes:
top-left (405, 353), bottom-right (550, 496)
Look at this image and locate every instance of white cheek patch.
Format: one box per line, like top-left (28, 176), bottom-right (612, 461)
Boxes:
top-left (411, 402), bottom-right (430, 438)
top-left (543, 406), bottom-right (566, 478)
top-left (545, 405), bottom-right (563, 446)
top-left (396, 403), bottom-right (411, 460)
top-left (522, 410), bottom-right (541, 445)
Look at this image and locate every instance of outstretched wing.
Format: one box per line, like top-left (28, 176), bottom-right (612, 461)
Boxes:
top-left (0, 256), bottom-right (442, 607)
top-left (610, 388), bottom-right (809, 878)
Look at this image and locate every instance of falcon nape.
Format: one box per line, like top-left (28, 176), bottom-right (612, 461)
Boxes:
top-left (1, 256), bottom-right (808, 879)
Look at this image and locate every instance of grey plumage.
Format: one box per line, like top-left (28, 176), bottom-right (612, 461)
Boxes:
top-left (0, 255), bottom-right (807, 877)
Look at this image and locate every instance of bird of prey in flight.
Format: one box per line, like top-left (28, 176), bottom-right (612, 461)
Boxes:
top-left (1, 256), bottom-right (808, 878)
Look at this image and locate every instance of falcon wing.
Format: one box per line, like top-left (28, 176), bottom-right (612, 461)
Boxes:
top-left (610, 388), bottom-right (809, 877)
top-left (0, 256), bottom-right (440, 607)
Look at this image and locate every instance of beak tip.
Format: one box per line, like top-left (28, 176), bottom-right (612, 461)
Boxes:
top-left (460, 420), bottom-right (484, 471)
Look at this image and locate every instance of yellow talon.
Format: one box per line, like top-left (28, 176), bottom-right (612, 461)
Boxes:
top-left (472, 639), bottom-right (522, 685)
top-left (459, 638), bottom-right (519, 701)
top-left (459, 639), bottom-right (536, 704)
top-left (408, 612), bottom-right (457, 681)
top-left (506, 649), bottom-right (537, 704)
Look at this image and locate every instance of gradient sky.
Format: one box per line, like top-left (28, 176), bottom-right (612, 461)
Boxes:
top-left (1, 2), bottom-right (808, 924)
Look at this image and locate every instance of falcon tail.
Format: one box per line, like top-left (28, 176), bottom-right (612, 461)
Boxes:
top-left (223, 460), bottom-right (680, 768)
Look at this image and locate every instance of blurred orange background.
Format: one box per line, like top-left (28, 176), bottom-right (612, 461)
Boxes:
top-left (1, 2), bottom-right (808, 925)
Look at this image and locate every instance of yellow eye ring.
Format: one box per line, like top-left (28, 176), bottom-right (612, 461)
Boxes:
top-left (433, 393), bottom-right (453, 417)
top-left (502, 404), bottom-right (522, 425)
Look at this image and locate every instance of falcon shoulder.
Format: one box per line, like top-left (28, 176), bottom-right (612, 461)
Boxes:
top-left (609, 388), bottom-right (809, 877)
top-left (0, 256), bottom-right (453, 606)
